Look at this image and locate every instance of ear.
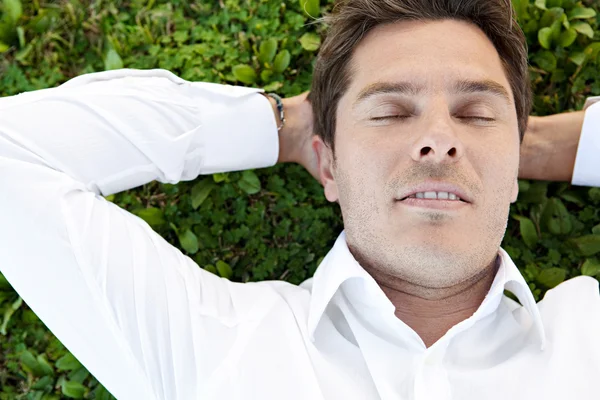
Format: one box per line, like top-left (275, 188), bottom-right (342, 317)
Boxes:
top-left (312, 136), bottom-right (339, 203)
top-left (510, 178), bottom-right (519, 203)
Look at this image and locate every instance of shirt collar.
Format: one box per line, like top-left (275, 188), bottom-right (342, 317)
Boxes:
top-left (307, 230), bottom-right (546, 350)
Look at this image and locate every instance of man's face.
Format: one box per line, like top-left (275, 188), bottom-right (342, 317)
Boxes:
top-left (314, 19), bottom-right (520, 291)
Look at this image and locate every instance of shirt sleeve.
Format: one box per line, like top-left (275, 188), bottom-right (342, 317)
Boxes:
top-left (0, 69), bottom-right (280, 400)
top-left (572, 96), bottom-right (600, 187)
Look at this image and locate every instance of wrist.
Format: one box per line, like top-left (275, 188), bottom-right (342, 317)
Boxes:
top-left (519, 112), bottom-right (584, 181)
top-left (277, 97), bottom-right (301, 164)
top-left (519, 116), bottom-right (550, 179)
top-left (262, 94), bottom-right (288, 162)
top-left (262, 91), bottom-right (313, 166)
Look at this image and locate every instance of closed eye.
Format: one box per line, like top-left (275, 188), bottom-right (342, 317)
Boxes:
top-left (370, 115), bottom-right (411, 121)
top-left (456, 116), bottom-right (496, 122)
top-left (370, 115), bottom-right (495, 122)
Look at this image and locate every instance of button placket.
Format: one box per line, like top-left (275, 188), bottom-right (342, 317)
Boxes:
top-left (414, 351), bottom-right (452, 400)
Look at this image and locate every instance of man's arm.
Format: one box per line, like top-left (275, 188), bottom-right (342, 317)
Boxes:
top-left (0, 69), bottom-right (293, 399)
top-left (519, 98), bottom-right (600, 186)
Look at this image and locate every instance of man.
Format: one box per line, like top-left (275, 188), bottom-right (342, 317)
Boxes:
top-left (1, 1), bottom-right (599, 399)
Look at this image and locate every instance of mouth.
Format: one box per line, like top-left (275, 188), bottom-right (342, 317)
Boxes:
top-left (400, 191), bottom-right (467, 202)
top-left (396, 193), bottom-right (469, 210)
top-left (396, 183), bottom-right (472, 210)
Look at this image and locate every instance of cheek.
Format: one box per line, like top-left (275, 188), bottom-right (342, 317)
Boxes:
top-left (476, 154), bottom-right (519, 213)
top-left (334, 147), bottom-right (391, 218)
top-left (471, 136), bottom-right (519, 186)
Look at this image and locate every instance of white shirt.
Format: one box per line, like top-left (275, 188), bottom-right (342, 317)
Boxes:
top-left (1, 69), bottom-right (599, 400)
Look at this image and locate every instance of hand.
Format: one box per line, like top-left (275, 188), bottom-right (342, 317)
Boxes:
top-left (268, 91), bottom-right (321, 184)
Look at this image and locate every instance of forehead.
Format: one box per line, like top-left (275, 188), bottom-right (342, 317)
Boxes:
top-left (344, 19), bottom-right (512, 100)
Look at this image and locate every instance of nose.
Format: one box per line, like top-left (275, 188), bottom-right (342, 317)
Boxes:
top-left (410, 115), bottom-right (464, 164)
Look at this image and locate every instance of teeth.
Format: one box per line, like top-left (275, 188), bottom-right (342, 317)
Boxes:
top-left (407, 192), bottom-right (462, 201)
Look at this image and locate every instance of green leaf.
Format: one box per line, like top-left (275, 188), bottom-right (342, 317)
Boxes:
top-left (558, 27), bottom-right (577, 47)
top-left (592, 223), bottom-right (600, 234)
top-left (68, 366), bottom-right (89, 383)
top-left (1, 296), bottom-right (22, 335)
top-left (584, 42), bottom-right (600, 60)
top-left (238, 170), bottom-right (261, 195)
top-left (299, 32), bottom-right (321, 52)
top-left (534, 0), bottom-right (547, 10)
top-left (36, 354), bottom-right (54, 376)
top-left (232, 64), bottom-right (257, 84)
top-left (238, 31), bottom-right (249, 51)
top-left (581, 258), bottom-right (600, 277)
top-left (191, 178), bottom-right (215, 209)
top-left (538, 27), bottom-right (553, 49)
top-left (0, 41), bottom-right (9, 52)
top-left (15, 24), bottom-right (23, 47)
top-left (512, 0), bottom-right (529, 20)
top-left (20, 350), bottom-right (42, 375)
top-left (61, 381), bottom-right (86, 399)
top-left (94, 385), bottom-right (113, 400)
top-left (567, 7), bottom-right (596, 20)
top-left (514, 216), bottom-right (538, 248)
top-left (204, 264), bottom-right (217, 274)
top-left (55, 353), bottom-right (82, 371)
top-left (261, 69), bottom-right (273, 82)
top-left (572, 21), bottom-right (594, 38)
top-left (263, 81), bottom-right (283, 92)
top-left (216, 260), bottom-right (233, 279)
top-left (518, 181), bottom-right (548, 204)
top-left (172, 30), bottom-right (188, 44)
top-left (299, 0), bottom-right (320, 18)
top-left (0, 271), bottom-right (9, 290)
top-left (550, 17), bottom-right (564, 40)
top-left (559, 190), bottom-right (585, 206)
top-left (537, 268), bottom-right (566, 289)
top-left (28, 9), bottom-right (59, 33)
top-left (523, 19), bottom-right (539, 35)
top-left (178, 229), bottom-right (199, 254)
top-left (272, 50), bottom-right (291, 73)
top-left (212, 172), bottom-right (229, 183)
top-left (532, 50), bottom-right (557, 71)
top-left (103, 48), bottom-right (123, 71)
top-left (31, 376), bottom-right (54, 391)
top-left (258, 38), bottom-right (278, 64)
top-left (545, 198), bottom-right (572, 235)
top-left (2, 0), bottom-right (23, 23)
top-left (14, 42), bottom-right (31, 60)
top-left (569, 51), bottom-right (586, 65)
top-left (134, 207), bottom-right (166, 228)
top-left (540, 8), bottom-right (564, 28)
top-left (570, 235), bottom-right (600, 257)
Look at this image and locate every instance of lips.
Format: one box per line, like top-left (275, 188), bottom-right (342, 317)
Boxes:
top-left (406, 191), bottom-right (464, 201)
top-left (397, 181), bottom-right (472, 204)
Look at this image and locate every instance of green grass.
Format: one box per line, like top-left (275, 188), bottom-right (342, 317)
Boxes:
top-left (1, 0), bottom-right (600, 398)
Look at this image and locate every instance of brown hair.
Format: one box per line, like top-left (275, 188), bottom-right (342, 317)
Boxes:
top-left (309, 0), bottom-right (531, 154)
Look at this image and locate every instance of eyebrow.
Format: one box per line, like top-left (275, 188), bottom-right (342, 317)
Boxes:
top-left (353, 79), bottom-right (512, 108)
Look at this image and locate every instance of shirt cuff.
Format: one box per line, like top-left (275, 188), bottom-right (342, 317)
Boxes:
top-left (572, 97), bottom-right (600, 187)
top-left (188, 83), bottom-right (279, 175)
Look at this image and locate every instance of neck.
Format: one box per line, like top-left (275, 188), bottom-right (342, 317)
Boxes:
top-left (366, 256), bottom-right (500, 348)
